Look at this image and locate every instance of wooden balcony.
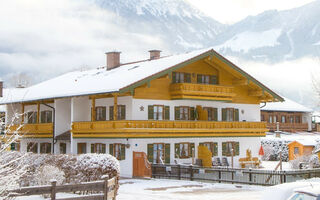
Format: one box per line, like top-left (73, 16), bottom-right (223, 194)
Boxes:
top-left (72, 120), bottom-right (267, 138)
top-left (6, 123), bottom-right (53, 138)
top-left (169, 83), bottom-right (235, 101)
top-left (267, 123), bottom-right (309, 133)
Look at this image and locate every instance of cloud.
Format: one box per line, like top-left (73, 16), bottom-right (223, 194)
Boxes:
top-left (0, 0), bottom-right (166, 86)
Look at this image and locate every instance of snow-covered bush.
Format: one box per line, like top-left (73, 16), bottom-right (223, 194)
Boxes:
top-left (0, 152), bottom-right (120, 197)
top-left (289, 155), bottom-right (311, 169)
top-left (309, 154), bottom-right (320, 168)
top-left (35, 165), bottom-right (65, 186)
top-left (261, 139), bottom-right (289, 161)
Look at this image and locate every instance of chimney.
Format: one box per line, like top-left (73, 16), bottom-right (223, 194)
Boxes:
top-left (149, 50), bottom-right (161, 60)
top-left (0, 81), bottom-right (2, 97)
top-left (106, 51), bottom-right (121, 70)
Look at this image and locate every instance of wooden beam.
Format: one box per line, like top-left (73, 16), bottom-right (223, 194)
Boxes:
top-left (248, 90), bottom-right (263, 97)
top-left (232, 79), bottom-right (248, 86)
top-left (21, 104), bottom-right (24, 123)
top-left (113, 94), bottom-right (118, 121)
top-left (91, 97), bottom-right (96, 122)
top-left (37, 102), bottom-right (40, 123)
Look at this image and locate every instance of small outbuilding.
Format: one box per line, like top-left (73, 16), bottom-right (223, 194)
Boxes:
top-left (287, 140), bottom-right (317, 160)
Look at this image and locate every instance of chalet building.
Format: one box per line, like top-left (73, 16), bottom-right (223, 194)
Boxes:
top-left (261, 97), bottom-right (312, 133)
top-left (0, 48), bottom-right (283, 177)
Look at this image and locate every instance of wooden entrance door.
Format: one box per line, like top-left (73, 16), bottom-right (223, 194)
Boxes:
top-left (133, 151), bottom-right (151, 178)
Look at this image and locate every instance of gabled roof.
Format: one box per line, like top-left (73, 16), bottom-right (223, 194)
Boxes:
top-left (0, 48), bottom-right (283, 104)
top-left (288, 139), bottom-right (317, 146)
top-left (261, 97), bottom-right (312, 113)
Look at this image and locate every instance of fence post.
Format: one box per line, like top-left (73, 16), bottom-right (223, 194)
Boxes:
top-left (50, 179), bottom-right (57, 200)
top-left (178, 165), bottom-right (181, 180)
top-left (218, 169), bottom-right (221, 183)
top-left (249, 169), bottom-right (252, 184)
top-left (283, 171), bottom-right (286, 183)
top-left (190, 165), bottom-right (194, 181)
top-left (103, 175), bottom-right (109, 200)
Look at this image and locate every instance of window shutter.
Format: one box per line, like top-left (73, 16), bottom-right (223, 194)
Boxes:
top-left (213, 108), bottom-right (218, 121)
top-left (121, 105), bottom-right (126, 120)
top-left (189, 143), bottom-right (195, 158)
top-left (165, 144), bottom-right (170, 164)
top-left (91, 144), bottom-right (95, 153)
top-left (147, 144), bottom-right (153, 163)
top-left (164, 106), bottom-right (170, 120)
top-left (222, 108), bottom-right (227, 121)
top-left (213, 142), bottom-right (218, 156)
top-left (148, 105), bottom-right (154, 120)
top-left (222, 142), bottom-right (227, 156)
top-left (234, 109), bottom-right (239, 121)
top-left (109, 144), bottom-right (114, 156)
top-left (174, 106), bottom-right (180, 120)
top-left (197, 75), bottom-right (202, 83)
top-left (120, 144), bottom-right (126, 160)
top-left (175, 143), bottom-right (180, 158)
top-left (109, 106), bottom-right (114, 120)
top-left (172, 72), bottom-right (176, 83)
top-left (185, 73), bottom-right (191, 83)
top-left (234, 142), bottom-right (240, 156)
top-left (190, 107), bottom-right (195, 120)
top-left (101, 144), bottom-right (106, 153)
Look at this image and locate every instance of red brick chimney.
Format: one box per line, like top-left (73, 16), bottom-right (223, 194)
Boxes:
top-left (106, 51), bottom-right (121, 70)
top-left (149, 50), bottom-right (161, 60)
top-left (0, 81), bottom-right (3, 97)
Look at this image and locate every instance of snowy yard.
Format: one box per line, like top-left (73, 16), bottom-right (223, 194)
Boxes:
top-left (117, 178), bottom-right (265, 200)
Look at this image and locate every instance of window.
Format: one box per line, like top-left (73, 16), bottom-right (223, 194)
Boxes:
top-left (175, 143), bottom-right (195, 159)
top-left (281, 116), bottom-right (286, 123)
top-left (199, 142), bottom-right (218, 156)
top-left (295, 116), bottom-right (301, 123)
top-left (77, 143), bottom-right (87, 154)
top-left (269, 115), bottom-right (273, 123)
top-left (60, 143), bottom-right (66, 154)
top-left (261, 114), bottom-right (265, 122)
top-left (91, 143), bottom-right (106, 153)
top-left (175, 106), bottom-right (195, 120)
top-left (172, 72), bottom-right (191, 83)
top-left (290, 116), bottom-right (294, 123)
top-left (222, 142), bottom-right (239, 157)
top-left (153, 143), bottom-right (164, 164)
top-left (147, 143), bottom-right (170, 164)
top-left (222, 108), bottom-right (239, 122)
top-left (109, 144), bottom-right (125, 160)
top-left (27, 142), bottom-right (38, 153)
top-left (294, 147), bottom-right (299, 155)
top-left (10, 142), bottom-right (20, 151)
top-left (95, 106), bottom-right (106, 121)
top-left (40, 143), bottom-right (51, 154)
top-left (148, 105), bottom-right (170, 120)
top-left (203, 107), bottom-right (218, 121)
top-left (109, 105), bottom-right (126, 120)
top-left (27, 111), bottom-right (37, 124)
top-left (40, 110), bottom-right (52, 123)
top-left (197, 74), bottom-right (218, 85)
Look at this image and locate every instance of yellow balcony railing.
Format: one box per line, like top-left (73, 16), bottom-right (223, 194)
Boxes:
top-left (72, 120), bottom-right (267, 138)
top-left (169, 83), bottom-right (235, 101)
top-left (6, 123), bottom-right (53, 138)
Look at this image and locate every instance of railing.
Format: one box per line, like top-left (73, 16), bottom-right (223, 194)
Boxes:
top-left (6, 123), bottom-right (53, 137)
top-left (8, 175), bottom-right (118, 200)
top-left (170, 83), bottom-right (235, 100)
top-left (152, 164), bottom-right (320, 186)
top-left (267, 123), bottom-right (308, 132)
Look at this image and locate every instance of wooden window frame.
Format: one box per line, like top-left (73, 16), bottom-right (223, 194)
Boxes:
top-left (223, 141), bottom-right (240, 157)
top-left (153, 105), bottom-right (165, 120)
top-left (111, 143), bottom-right (126, 160)
top-left (178, 142), bottom-right (190, 158)
top-left (40, 142), bottom-right (52, 154)
top-left (27, 111), bottom-right (37, 124)
top-left (203, 107), bottom-right (218, 121)
top-left (95, 106), bottom-right (106, 121)
top-left (153, 143), bottom-right (165, 164)
top-left (40, 110), bottom-right (52, 123)
top-left (91, 143), bottom-right (106, 154)
top-left (200, 142), bottom-right (218, 156)
top-left (27, 142), bottom-right (38, 153)
top-left (172, 72), bottom-right (191, 83)
top-left (60, 143), bottom-right (67, 154)
top-left (294, 147), bottom-right (299, 155)
top-left (179, 106), bottom-right (190, 120)
top-left (77, 143), bottom-right (87, 154)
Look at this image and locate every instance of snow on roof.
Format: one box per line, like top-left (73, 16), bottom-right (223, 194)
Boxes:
top-left (261, 97), bottom-right (312, 113)
top-left (0, 47), bottom-right (281, 104)
top-left (0, 105), bottom-right (5, 112)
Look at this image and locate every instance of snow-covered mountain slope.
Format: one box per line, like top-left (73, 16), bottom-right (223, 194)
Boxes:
top-left (214, 0), bottom-right (320, 62)
top-left (91, 0), bottom-right (226, 51)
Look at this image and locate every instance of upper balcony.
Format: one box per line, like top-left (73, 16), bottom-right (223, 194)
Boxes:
top-left (72, 120), bottom-right (267, 138)
top-left (6, 123), bottom-right (53, 138)
top-left (169, 83), bottom-right (235, 101)
top-left (267, 123), bottom-right (308, 133)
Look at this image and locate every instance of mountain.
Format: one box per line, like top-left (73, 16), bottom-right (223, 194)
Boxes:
top-left (91, 0), bottom-right (226, 52)
top-left (214, 0), bottom-right (320, 62)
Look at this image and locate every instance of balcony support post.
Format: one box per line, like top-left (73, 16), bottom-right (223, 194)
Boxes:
top-left (21, 103), bottom-right (24, 123)
top-left (91, 97), bottom-right (96, 122)
top-left (37, 102), bottom-right (40, 123)
top-left (113, 94), bottom-right (118, 121)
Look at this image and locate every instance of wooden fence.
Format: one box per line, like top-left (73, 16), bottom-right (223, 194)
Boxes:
top-left (152, 164), bottom-right (320, 186)
top-left (8, 175), bottom-right (118, 200)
